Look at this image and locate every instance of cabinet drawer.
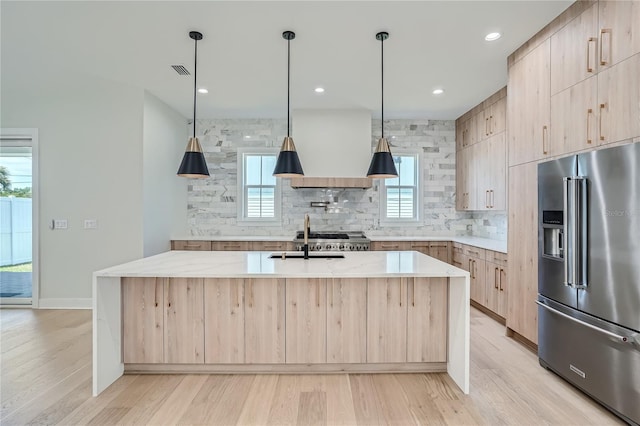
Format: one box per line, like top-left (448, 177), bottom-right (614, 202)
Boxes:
top-left (172, 240), bottom-right (212, 251)
top-left (251, 241), bottom-right (294, 251)
top-left (463, 245), bottom-right (486, 260)
top-left (487, 250), bottom-right (508, 267)
top-left (371, 241), bottom-right (411, 251)
top-left (212, 241), bottom-right (250, 251)
top-left (452, 243), bottom-right (464, 255)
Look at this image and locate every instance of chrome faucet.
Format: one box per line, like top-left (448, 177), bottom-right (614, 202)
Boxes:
top-left (303, 214), bottom-right (310, 259)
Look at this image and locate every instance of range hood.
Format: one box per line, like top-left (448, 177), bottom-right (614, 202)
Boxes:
top-left (289, 109), bottom-right (373, 189)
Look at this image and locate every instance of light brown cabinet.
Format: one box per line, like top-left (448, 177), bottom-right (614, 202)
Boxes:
top-left (326, 278), bottom-right (367, 364)
top-left (550, 76), bottom-right (599, 156)
top-left (122, 277), bottom-right (164, 364)
top-left (171, 240), bottom-right (212, 251)
top-left (598, 1), bottom-right (640, 70)
top-left (550, 3), bottom-right (599, 96)
top-left (508, 38), bottom-right (551, 166)
top-left (428, 242), bottom-right (451, 263)
top-left (211, 241), bottom-right (250, 251)
top-left (598, 53), bottom-right (640, 145)
top-left (467, 251), bottom-right (486, 306)
top-left (407, 278), bottom-right (448, 362)
top-left (476, 97), bottom-right (507, 143)
top-left (203, 278), bottom-right (244, 364)
top-left (244, 278), bottom-right (286, 363)
top-left (370, 241), bottom-right (411, 251)
top-left (164, 278), bottom-right (205, 364)
top-left (250, 241), bottom-right (294, 251)
top-left (285, 278), bottom-right (327, 364)
top-left (485, 253), bottom-right (508, 318)
top-left (367, 277), bottom-right (408, 363)
top-left (507, 163), bottom-right (539, 344)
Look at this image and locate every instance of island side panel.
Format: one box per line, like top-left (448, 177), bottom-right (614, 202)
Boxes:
top-left (407, 277), bottom-right (448, 363)
top-left (447, 275), bottom-right (470, 394)
top-left (245, 278), bottom-right (286, 364)
top-left (92, 275), bottom-right (124, 396)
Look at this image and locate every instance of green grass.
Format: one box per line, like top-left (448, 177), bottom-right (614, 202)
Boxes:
top-left (0, 263), bottom-right (32, 272)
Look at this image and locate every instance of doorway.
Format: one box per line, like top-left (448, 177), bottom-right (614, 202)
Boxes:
top-left (0, 129), bottom-right (38, 306)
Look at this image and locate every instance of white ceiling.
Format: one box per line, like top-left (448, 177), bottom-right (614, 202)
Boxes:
top-left (1, 1), bottom-right (572, 120)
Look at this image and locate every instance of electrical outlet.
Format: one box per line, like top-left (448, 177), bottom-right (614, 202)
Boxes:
top-left (53, 219), bottom-right (68, 229)
top-left (84, 219), bottom-right (97, 229)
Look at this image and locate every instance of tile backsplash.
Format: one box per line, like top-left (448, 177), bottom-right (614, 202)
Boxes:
top-left (186, 118), bottom-right (506, 240)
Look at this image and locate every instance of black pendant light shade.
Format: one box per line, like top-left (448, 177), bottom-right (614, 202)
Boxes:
top-left (178, 31), bottom-right (210, 178)
top-left (273, 30), bottom-right (304, 177)
top-left (367, 31), bottom-right (398, 179)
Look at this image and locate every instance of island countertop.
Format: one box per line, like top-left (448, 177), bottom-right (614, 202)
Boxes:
top-left (95, 250), bottom-right (469, 279)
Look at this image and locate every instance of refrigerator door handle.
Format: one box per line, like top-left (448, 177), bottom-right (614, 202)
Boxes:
top-left (563, 177), bottom-right (588, 289)
top-left (536, 301), bottom-right (636, 345)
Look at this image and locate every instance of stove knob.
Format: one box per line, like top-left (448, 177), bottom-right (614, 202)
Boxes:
top-left (315, 244), bottom-right (322, 251)
top-left (338, 244), bottom-right (345, 250)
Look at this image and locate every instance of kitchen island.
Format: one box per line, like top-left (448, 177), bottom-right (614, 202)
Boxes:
top-left (93, 250), bottom-right (470, 396)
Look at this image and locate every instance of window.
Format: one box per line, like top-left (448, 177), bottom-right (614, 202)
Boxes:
top-left (238, 150), bottom-right (280, 223)
top-left (381, 154), bottom-right (419, 222)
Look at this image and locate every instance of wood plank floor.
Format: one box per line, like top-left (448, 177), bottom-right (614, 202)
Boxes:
top-left (0, 307), bottom-right (623, 425)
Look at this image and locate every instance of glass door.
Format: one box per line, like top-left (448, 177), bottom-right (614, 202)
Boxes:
top-left (1, 130), bottom-right (37, 306)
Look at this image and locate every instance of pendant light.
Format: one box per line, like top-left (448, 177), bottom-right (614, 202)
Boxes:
top-left (273, 30), bottom-right (304, 177)
top-left (178, 31), bottom-right (210, 178)
top-left (367, 31), bottom-right (398, 178)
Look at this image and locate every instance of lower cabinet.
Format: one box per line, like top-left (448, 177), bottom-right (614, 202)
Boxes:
top-left (367, 277), bottom-right (448, 363)
top-left (203, 278), bottom-right (244, 364)
top-left (468, 255), bottom-right (487, 306)
top-left (327, 278), bottom-right (367, 364)
top-left (122, 277), bottom-right (164, 364)
top-left (485, 254), bottom-right (508, 318)
top-left (285, 278), bottom-right (327, 364)
top-left (367, 277), bottom-right (408, 363)
top-left (244, 278), bottom-right (286, 364)
top-left (428, 242), bottom-right (451, 263)
top-left (164, 278), bottom-right (205, 364)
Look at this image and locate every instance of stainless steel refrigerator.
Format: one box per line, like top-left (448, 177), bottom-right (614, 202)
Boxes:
top-left (538, 141), bottom-right (640, 425)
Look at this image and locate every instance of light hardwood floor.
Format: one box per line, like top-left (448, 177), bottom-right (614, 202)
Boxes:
top-left (0, 307), bottom-right (622, 425)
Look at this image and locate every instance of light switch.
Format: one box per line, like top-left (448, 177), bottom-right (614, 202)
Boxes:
top-left (84, 219), bottom-right (97, 229)
top-left (53, 219), bottom-right (68, 229)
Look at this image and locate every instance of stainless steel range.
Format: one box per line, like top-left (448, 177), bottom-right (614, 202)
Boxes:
top-left (293, 231), bottom-right (370, 252)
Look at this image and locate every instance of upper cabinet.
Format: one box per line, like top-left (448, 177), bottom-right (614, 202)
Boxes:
top-left (598, 1), bottom-right (640, 70)
top-left (550, 4), bottom-right (599, 96)
top-left (508, 38), bottom-right (551, 166)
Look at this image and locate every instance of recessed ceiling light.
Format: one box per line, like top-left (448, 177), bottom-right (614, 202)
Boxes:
top-left (432, 88), bottom-right (445, 95)
top-left (485, 32), bottom-right (501, 41)
top-left (198, 87), bottom-right (208, 94)
top-left (244, 135), bottom-right (251, 139)
top-left (314, 87), bottom-right (325, 93)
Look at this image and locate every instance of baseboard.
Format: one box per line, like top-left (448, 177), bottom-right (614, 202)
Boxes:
top-left (506, 327), bottom-right (538, 354)
top-left (37, 298), bottom-right (92, 309)
top-left (470, 300), bottom-right (506, 325)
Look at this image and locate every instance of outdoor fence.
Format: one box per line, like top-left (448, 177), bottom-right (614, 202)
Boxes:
top-left (0, 197), bottom-right (32, 266)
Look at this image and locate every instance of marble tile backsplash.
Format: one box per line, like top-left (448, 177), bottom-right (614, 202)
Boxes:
top-left (186, 118), bottom-right (506, 241)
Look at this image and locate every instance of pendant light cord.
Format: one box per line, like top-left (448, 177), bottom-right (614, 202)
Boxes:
top-left (193, 36), bottom-right (198, 139)
top-left (380, 35), bottom-right (384, 139)
top-left (287, 37), bottom-right (291, 138)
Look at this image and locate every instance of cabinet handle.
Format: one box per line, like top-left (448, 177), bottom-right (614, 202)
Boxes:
top-left (316, 281), bottom-right (320, 307)
top-left (499, 269), bottom-right (505, 291)
top-left (495, 267), bottom-right (499, 289)
top-left (468, 250), bottom-right (479, 256)
top-left (485, 190), bottom-right (489, 209)
top-left (599, 103), bottom-right (606, 141)
top-left (542, 125), bottom-right (549, 154)
top-left (490, 115), bottom-right (494, 134)
top-left (485, 117), bottom-right (489, 136)
top-left (490, 190), bottom-right (495, 209)
top-left (329, 280), bottom-right (334, 307)
top-left (412, 279), bottom-right (415, 307)
top-left (381, 243), bottom-right (398, 249)
top-left (586, 108), bottom-right (593, 144)
top-left (453, 260), bottom-right (463, 266)
top-left (599, 29), bottom-right (611, 66)
top-left (154, 281), bottom-right (160, 307)
top-left (586, 37), bottom-right (596, 72)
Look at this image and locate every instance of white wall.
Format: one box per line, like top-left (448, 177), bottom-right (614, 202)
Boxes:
top-left (142, 92), bottom-right (188, 257)
top-left (1, 72), bottom-right (146, 307)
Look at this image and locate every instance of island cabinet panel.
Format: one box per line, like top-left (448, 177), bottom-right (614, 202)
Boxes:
top-left (326, 278), bottom-right (367, 364)
top-left (407, 278), bottom-right (448, 362)
top-left (285, 278), bottom-right (327, 364)
top-left (164, 278), bottom-right (205, 364)
top-left (122, 277), bottom-right (164, 364)
top-left (203, 278), bottom-right (244, 364)
top-left (367, 277), bottom-right (408, 363)
top-left (244, 278), bottom-right (286, 364)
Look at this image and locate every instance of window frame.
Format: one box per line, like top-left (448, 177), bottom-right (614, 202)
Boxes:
top-left (379, 150), bottom-right (422, 225)
top-left (237, 148), bottom-right (281, 226)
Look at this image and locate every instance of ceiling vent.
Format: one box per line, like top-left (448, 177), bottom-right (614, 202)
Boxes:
top-left (171, 65), bottom-right (190, 75)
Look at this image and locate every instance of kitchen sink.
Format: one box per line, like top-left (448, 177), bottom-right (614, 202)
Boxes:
top-left (269, 253), bottom-right (345, 259)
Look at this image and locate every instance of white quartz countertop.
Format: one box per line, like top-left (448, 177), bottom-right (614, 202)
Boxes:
top-left (173, 235), bottom-right (507, 253)
top-left (95, 250), bottom-right (469, 279)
